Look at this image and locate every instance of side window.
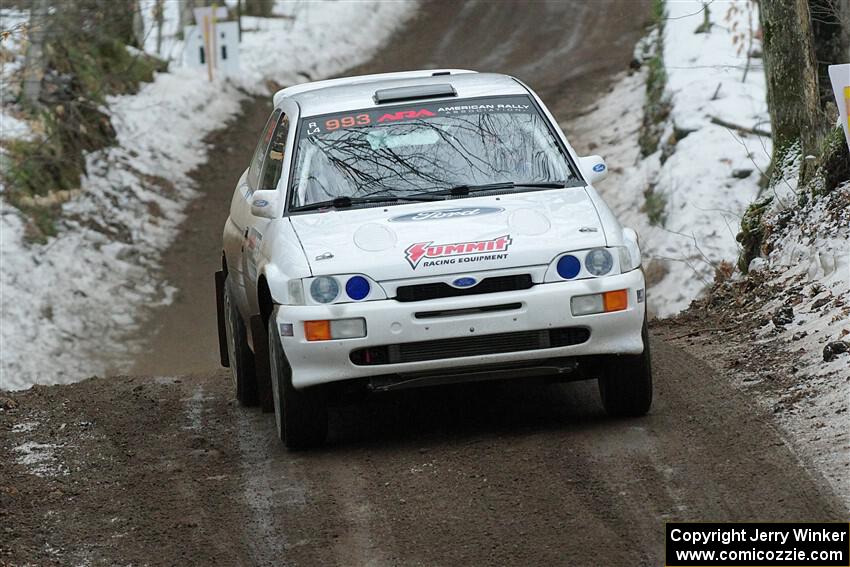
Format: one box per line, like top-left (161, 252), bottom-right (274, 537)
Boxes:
top-left (247, 109), bottom-right (282, 191)
top-left (259, 114), bottom-right (290, 191)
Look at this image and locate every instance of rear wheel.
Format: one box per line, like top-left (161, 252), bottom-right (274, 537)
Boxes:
top-left (223, 277), bottom-right (258, 406)
top-left (268, 315), bottom-right (328, 448)
top-left (597, 321), bottom-right (653, 417)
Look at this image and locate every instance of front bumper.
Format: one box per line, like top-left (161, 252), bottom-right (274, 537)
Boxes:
top-left (276, 269), bottom-right (646, 389)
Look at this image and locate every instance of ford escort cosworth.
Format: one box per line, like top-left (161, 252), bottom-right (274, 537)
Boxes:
top-left (215, 69), bottom-right (651, 448)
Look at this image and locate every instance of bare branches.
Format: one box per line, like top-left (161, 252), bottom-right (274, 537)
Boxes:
top-left (664, 0), bottom-right (717, 21)
top-left (709, 116), bottom-right (772, 138)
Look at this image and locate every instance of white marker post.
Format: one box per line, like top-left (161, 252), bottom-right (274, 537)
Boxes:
top-left (828, 64), bottom-right (850, 153)
top-left (193, 5), bottom-right (229, 82)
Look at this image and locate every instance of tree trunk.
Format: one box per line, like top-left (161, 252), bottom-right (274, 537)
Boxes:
top-left (759, 0), bottom-right (824, 181)
top-left (21, 0), bottom-right (49, 110)
top-left (155, 0), bottom-right (165, 56)
top-left (177, 0), bottom-right (196, 40)
top-left (131, 0), bottom-right (146, 49)
top-left (237, 0), bottom-right (242, 42)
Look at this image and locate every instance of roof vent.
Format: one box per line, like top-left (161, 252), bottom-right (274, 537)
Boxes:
top-left (373, 84), bottom-right (457, 104)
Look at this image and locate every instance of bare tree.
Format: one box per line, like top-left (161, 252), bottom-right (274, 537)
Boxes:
top-left (131, 0), bottom-right (146, 48)
top-left (177, 0), bottom-right (197, 40)
top-left (154, 0), bottom-right (165, 56)
top-left (20, 0), bottom-right (48, 110)
top-left (760, 0), bottom-right (824, 169)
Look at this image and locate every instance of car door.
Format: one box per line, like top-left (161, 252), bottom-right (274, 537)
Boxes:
top-left (242, 111), bottom-right (291, 315)
top-left (227, 109), bottom-right (281, 319)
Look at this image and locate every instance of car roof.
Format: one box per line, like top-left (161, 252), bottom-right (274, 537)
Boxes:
top-left (273, 70), bottom-right (530, 117)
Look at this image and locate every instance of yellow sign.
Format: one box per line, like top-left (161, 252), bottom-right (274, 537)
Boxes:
top-left (845, 86), bottom-right (850, 132)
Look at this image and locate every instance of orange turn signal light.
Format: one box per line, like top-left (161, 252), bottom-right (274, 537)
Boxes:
top-left (603, 289), bottom-right (628, 312)
top-left (304, 320), bottom-right (331, 341)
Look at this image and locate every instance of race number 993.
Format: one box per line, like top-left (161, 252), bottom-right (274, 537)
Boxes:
top-left (325, 114), bottom-right (370, 131)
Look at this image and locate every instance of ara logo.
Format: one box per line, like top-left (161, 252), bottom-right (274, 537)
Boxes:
top-left (405, 235), bottom-right (512, 269)
top-left (389, 207), bottom-right (503, 222)
top-left (377, 109), bottom-right (436, 122)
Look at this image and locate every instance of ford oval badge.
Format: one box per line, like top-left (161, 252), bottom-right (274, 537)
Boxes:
top-left (592, 163), bottom-right (606, 173)
top-left (452, 277), bottom-right (478, 288)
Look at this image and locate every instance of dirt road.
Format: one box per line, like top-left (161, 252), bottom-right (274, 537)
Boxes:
top-left (1, 2), bottom-right (845, 566)
top-left (1, 333), bottom-right (844, 565)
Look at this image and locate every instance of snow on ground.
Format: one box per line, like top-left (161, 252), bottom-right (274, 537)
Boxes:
top-left (1, 1), bottom-right (417, 390)
top-left (750, 176), bottom-right (849, 504)
top-left (13, 440), bottom-right (68, 477)
top-left (570, 0), bottom-right (770, 318)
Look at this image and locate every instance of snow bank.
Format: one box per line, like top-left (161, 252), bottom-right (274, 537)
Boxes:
top-left (751, 176), bottom-right (849, 503)
top-left (1, 1), bottom-right (417, 390)
top-left (569, 0), bottom-right (770, 318)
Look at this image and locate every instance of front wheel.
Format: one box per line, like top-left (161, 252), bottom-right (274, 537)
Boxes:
top-left (268, 316), bottom-right (328, 449)
top-left (597, 321), bottom-right (653, 417)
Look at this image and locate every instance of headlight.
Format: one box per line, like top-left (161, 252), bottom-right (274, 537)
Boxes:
top-left (585, 248), bottom-right (613, 276)
top-left (288, 274), bottom-right (385, 304)
top-left (310, 276), bottom-right (340, 303)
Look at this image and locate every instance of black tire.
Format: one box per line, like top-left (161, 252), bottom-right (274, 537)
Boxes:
top-left (268, 316), bottom-right (328, 448)
top-left (250, 315), bottom-right (275, 413)
top-left (597, 321), bottom-right (653, 417)
top-left (223, 276), bottom-right (258, 406)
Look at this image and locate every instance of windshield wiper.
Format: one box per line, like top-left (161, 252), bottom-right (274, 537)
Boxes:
top-left (426, 181), bottom-right (567, 197)
top-left (291, 194), bottom-right (445, 212)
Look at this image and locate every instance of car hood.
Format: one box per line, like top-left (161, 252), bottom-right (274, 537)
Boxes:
top-left (289, 188), bottom-right (607, 280)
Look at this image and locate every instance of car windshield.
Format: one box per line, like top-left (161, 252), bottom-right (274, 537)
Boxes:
top-left (289, 95), bottom-right (580, 210)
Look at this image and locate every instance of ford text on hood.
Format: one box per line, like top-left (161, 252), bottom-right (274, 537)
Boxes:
top-left (217, 71), bottom-right (651, 449)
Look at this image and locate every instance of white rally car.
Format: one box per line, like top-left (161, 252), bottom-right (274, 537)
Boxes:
top-left (216, 70), bottom-right (651, 448)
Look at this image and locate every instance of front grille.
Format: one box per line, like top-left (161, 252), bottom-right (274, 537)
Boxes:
top-left (350, 327), bottom-right (590, 366)
top-left (395, 274), bottom-right (533, 302)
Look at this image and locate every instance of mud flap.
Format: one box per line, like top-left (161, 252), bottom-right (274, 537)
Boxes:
top-left (215, 271), bottom-right (229, 368)
top-left (250, 314), bottom-right (275, 413)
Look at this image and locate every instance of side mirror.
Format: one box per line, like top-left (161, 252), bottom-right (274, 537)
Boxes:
top-left (578, 155), bottom-right (608, 185)
top-left (250, 190), bottom-right (279, 219)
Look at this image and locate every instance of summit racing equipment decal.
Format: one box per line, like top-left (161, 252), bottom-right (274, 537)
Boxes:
top-left (389, 207), bottom-right (504, 222)
top-left (405, 235), bottom-right (512, 269)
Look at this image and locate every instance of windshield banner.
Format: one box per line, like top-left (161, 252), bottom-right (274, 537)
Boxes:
top-left (301, 96), bottom-right (536, 138)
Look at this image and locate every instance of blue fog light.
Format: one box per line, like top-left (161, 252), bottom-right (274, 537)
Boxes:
top-left (557, 255), bottom-right (581, 279)
top-left (346, 276), bottom-right (371, 300)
